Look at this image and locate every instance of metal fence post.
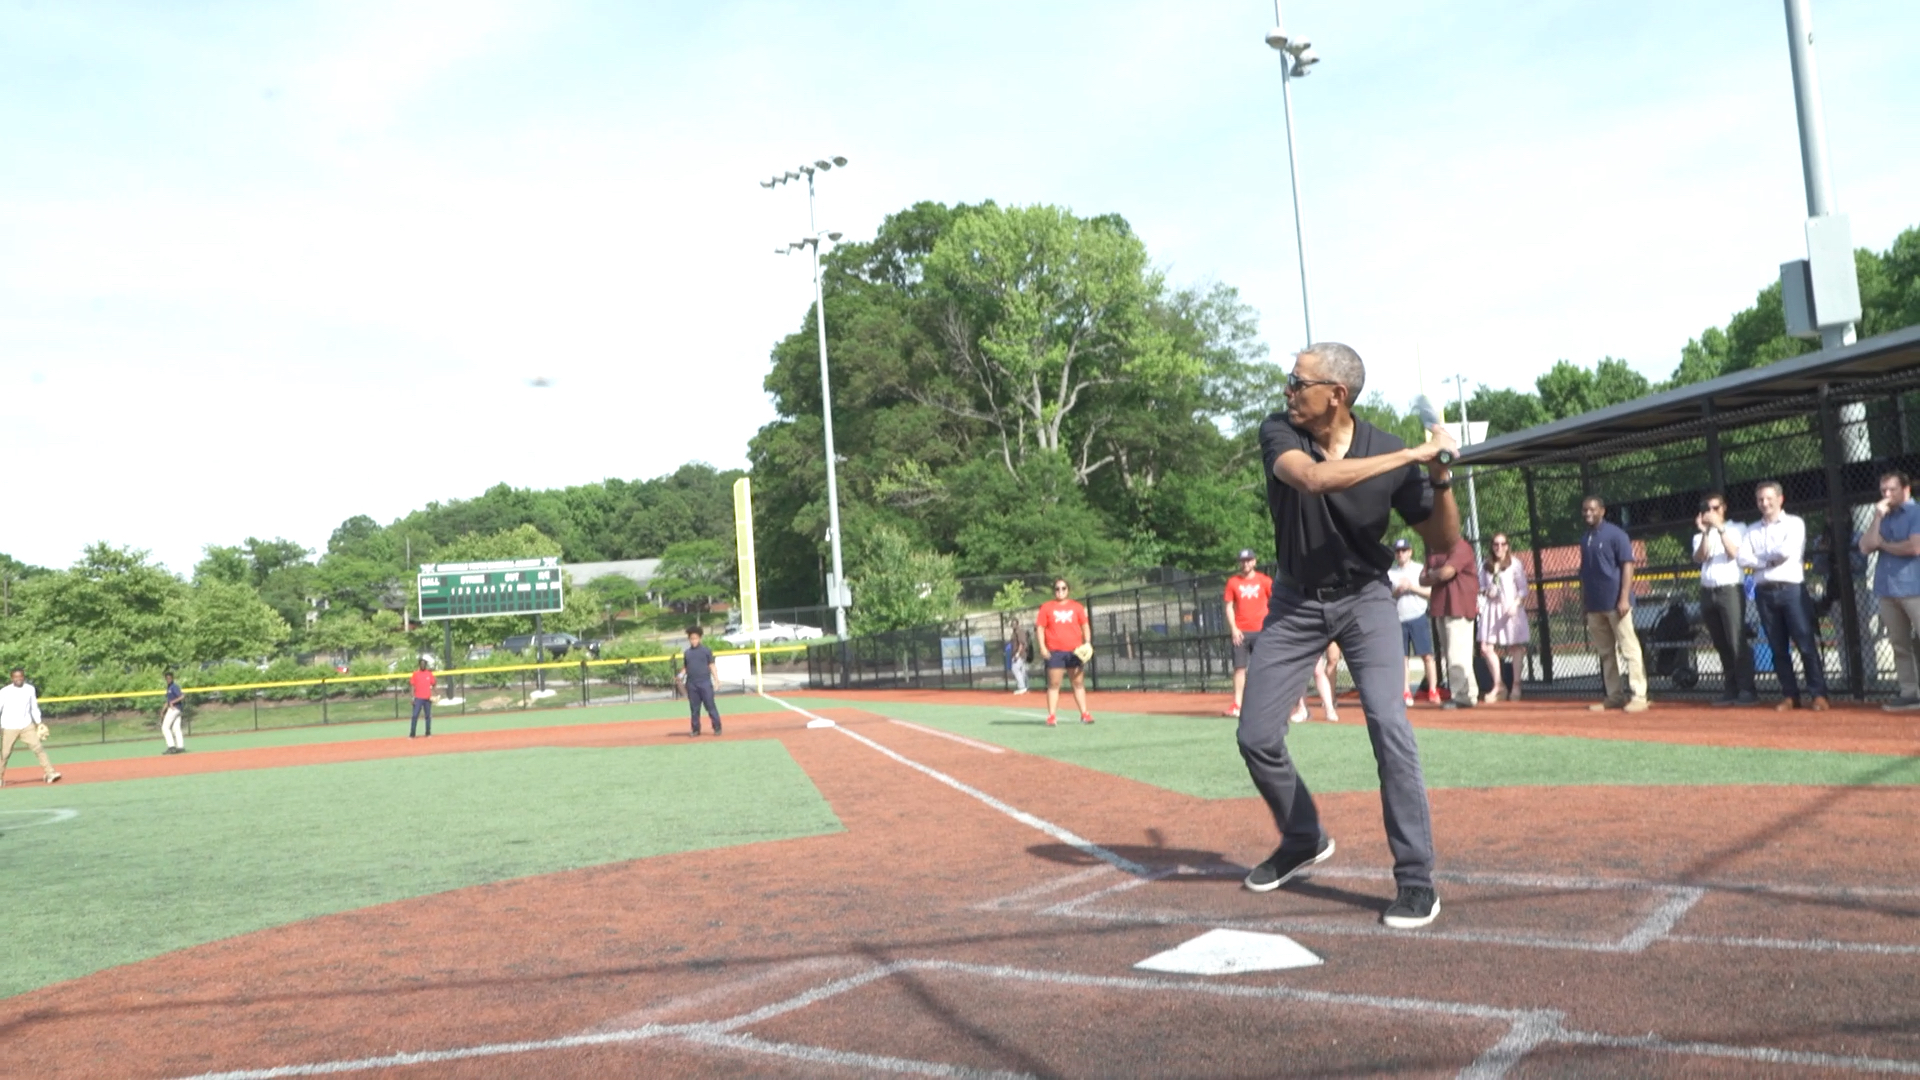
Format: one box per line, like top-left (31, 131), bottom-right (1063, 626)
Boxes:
top-left (580, 658), bottom-right (589, 705)
top-left (1086, 595), bottom-right (1099, 691)
top-left (321, 679), bottom-right (328, 724)
top-left (1817, 383), bottom-right (1867, 698)
top-left (1704, 401), bottom-right (1726, 496)
top-left (1524, 466), bottom-right (1554, 684)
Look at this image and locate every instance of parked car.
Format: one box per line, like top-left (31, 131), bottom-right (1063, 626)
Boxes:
top-left (720, 621), bottom-right (825, 647)
top-left (498, 632), bottom-right (600, 659)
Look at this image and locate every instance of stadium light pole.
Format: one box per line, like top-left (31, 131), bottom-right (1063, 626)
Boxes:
top-left (1446, 374), bottom-right (1485, 559)
top-left (1265, 3), bottom-right (1320, 349)
top-left (764, 156), bottom-right (852, 640)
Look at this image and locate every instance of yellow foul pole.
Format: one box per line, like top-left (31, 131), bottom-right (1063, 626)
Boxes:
top-left (731, 477), bottom-right (763, 694)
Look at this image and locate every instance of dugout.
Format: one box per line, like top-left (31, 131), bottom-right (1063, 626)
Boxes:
top-left (1458, 322), bottom-right (1920, 701)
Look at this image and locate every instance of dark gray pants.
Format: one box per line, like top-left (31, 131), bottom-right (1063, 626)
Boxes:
top-left (1700, 585), bottom-right (1753, 699)
top-left (1237, 578), bottom-right (1436, 888)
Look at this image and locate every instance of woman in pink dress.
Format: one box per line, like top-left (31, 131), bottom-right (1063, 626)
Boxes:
top-left (1477, 534), bottom-right (1532, 702)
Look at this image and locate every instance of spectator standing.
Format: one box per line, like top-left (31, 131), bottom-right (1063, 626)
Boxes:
top-left (1738, 481), bottom-right (1830, 711)
top-left (1422, 535), bottom-right (1480, 710)
top-left (1579, 496), bottom-right (1650, 712)
top-left (1694, 492), bottom-right (1756, 706)
top-left (1036, 578), bottom-right (1094, 726)
top-left (409, 660), bottom-right (436, 738)
top-left (1006, 626), bottom-right (1030, 695)
top-left (1477, 533), bottom-right (1532, 702)
top-left (1223, 549), bottom-right (1274, 718)
top-left (1860, 470), bottom-right (1920, 711)
top-left (1288, 643), bottom-right (1344, 724)
top-left (0, 667), bottom-right (60, 786)
top-left (161, 670), bottom-right (187, 755)
top-left (679, 627), bottom-right (722, 736)
top-left (1388, 538), bottom-right (1439, 706)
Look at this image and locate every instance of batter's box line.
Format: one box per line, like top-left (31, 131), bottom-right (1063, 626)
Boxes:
top-left (173, 958), bottom-right (1920, 1079)
top-left (1037, 869), bottom-right (1710, 955)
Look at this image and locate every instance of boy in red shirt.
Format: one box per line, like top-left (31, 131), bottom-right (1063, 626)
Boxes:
top-left (1036, 578), bottom-right (1094, 725)
top-left (409, 660), bottom-right (437, 737)
top-left (1223, 548), bottom-right (1273, 718)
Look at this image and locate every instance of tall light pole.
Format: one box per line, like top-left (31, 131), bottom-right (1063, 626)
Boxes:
top-left (1446, 374), bottom-right (1485, 559)
top-left (764, 156), bottom-right (852, 640)
top-left (1265, 3), bottom-right (1320, 349)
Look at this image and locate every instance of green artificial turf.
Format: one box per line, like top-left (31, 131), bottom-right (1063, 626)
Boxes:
top-left (0, 740), bottom-right (841, 1000)
top-left (29, 694), bottom-right (782, 766)
top-left (789, 696), bottom-right (1920, 797)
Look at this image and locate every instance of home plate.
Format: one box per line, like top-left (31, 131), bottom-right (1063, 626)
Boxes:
top-left (806, 718), bottom-right (836, 729)
top-left (1134, 929), bottom-right (1323, 974)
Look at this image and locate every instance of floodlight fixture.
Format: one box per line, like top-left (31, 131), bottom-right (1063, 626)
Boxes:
top-left (815, 159), bottom-right (834, 170)
top-left (827, 231), bottom-right (843, 241)
top-left (831, 155), bottom-right (848, 166)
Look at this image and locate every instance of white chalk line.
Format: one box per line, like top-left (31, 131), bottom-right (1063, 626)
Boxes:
top-left (763, 693), bottom-right (1149, 876)
top-left (886, 718), bottom-right (1006, 753)
top-left (0, 808), bottom-right (79, 828)
top-left (1664, 934), bottom-right (1920, 957)
top-left (971, 864), bottom-right (1118, 911)
top-left (588, 956), bottom-right (866, 1032)
top-left (171, 953), bottom-right (1920, 1080)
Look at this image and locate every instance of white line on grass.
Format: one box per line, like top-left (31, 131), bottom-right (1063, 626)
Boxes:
top-left (0, 808), bottom-right (78, 828)
top-left (887, 719), bottom-right (1005, 753)
top-left (763, 694), bottom-right (1149, 876)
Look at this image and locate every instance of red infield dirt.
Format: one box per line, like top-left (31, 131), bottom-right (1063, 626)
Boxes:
top-left (4, 697), bottom-right (1918, 1078)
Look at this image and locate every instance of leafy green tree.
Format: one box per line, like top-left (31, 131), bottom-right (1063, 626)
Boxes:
top-left (991, 579), bottom-right (1034, 612)
top-left (11, 544), bottom-right (189, 668)
top-left (650, 539), bottom-right (734, 610)
top-left (186, 580), bottom-right (291, 662)
top-left (846, 524), bottom-right (962, 634)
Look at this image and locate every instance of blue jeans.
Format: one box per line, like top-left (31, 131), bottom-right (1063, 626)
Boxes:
top-left (409, 697), bottom-right (432, 737)
top-left (1754, 583), bottom-right (1828, 701)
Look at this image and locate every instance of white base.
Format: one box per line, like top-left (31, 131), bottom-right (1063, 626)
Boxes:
top-left (437, 697), bottom-right (464, 707)
top-left (527, 689), bottom-right (558, 701)
top-left (1134, 929), bottom-right (1322, 975)
top-left (805, 718), bottom-right (836, 729)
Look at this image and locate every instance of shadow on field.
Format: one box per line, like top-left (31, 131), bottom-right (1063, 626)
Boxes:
top-left (1024, 834), bottom-right (1385, 914)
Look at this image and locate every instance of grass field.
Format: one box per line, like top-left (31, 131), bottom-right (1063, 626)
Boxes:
top-left (786, 695), bottom-right (1920, 795)
top-left (0, 738), bottom-right (841, 999)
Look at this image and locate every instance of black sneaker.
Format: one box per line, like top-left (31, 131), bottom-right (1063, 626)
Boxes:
top-left (1383, 885), bottom-right (1441, 928)
top-left (1710, 697), bottom-right (1739, 708)
top-left (690, 729), bottom-right (702, 737)
top-left (1441, 700), bottom-right (1474, 710)
top-left (712, 724), bottom-right (723, 735)
top-left (1244, 837), bottom-right (1336, 893)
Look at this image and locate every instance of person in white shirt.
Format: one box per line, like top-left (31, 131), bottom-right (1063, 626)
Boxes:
top-left (1693, 492), bottom-right (1756, 706)
top-left (1388, 538), bottom-right (1438, 706)
top-left (0, 667), bottom-right (62, 786)
top-left (1737, 481), bottom-right (1830, 711)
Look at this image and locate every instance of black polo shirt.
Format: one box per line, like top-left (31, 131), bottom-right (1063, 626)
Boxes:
top-left (1260, 412), bottom-right (1434, 590)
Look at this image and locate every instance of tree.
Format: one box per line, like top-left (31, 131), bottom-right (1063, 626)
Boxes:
top-left (186, 580), bottom-right (291, 662)
top-left (11, 544), bottom-right (190, 668)
top-left (847, 524), bottom-right (963, 634)
top-left (650, 539), bottom-right (734, 610)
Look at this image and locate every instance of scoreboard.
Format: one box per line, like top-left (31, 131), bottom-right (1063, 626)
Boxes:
top-left (417, 557), bottom-right (565, 620)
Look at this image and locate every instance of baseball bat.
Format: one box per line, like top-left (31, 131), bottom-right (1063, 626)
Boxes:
top-left (1411, 395), bottom-right (1456, 465)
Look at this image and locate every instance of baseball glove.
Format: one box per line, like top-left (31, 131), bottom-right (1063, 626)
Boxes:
top-left (35, 722), bottom-right (50, 740)
top-left (1072, 643), bottom-right (1094, 663)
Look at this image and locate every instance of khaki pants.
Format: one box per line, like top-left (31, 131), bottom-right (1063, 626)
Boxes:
top-left (1, 724), bottom-right (57, 781)
top-left (1880, 595), bottom-right (1920, 698)
top-left (1440, 616), bottom-right (1477, 705)
top-left (1586, 611), bottom-right (1648, 704)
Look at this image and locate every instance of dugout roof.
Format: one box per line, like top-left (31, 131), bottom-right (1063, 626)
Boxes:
top-left (1459, 322), bottom-right (1920, 467)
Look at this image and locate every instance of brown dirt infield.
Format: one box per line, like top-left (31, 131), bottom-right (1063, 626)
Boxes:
top-left (3, 698), bottom-right (1917, 1078)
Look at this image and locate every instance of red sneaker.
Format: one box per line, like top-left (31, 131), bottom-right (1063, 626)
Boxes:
top-left (1081, 713), bottom-right (1095, 724)
top-left (1226, 704), bottom-right (1241, 718)
top-left (1402, 691), bottom-right (1413, 707)
top-left (1425, 689), bottom-right (1442, 705)
top-left (1045, 714), bottom-right (1057, 726)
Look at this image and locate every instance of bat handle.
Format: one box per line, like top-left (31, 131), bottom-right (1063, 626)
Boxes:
top-left (1435, 449), bottom-right (1456, 466)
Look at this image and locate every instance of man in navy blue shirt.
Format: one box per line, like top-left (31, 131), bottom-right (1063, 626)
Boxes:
top-left (1579, 496), bottom-right (1648, 712)
top-left (161, 670), bottom-right (188, 754)
top-left (679, 627), bottom-right (722, 736)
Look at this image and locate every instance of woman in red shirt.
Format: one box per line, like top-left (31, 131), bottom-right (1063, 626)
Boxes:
top-left (1035, 578), bottom-right (1094, 726)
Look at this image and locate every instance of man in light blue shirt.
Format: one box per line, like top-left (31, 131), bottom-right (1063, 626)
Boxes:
top-left (1859, 469), bottom-right (1920, 711)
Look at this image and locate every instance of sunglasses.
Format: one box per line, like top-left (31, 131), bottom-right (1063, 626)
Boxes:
top-left (1285, 373), bottom-right (1341, 394)
top-left (1053, 585), bottom-right (1070, 592)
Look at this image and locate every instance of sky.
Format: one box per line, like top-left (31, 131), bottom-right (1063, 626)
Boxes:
top-left (2, 0), bottom-right (1915, 575)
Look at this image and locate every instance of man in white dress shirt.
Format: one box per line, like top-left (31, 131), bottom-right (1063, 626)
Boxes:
top-left (0, 667), bottom-right (62, 786)
top-left (1737, 481), bottom-right (1830, 711)
top-left (1694, 492), bottom-right (1756, 706)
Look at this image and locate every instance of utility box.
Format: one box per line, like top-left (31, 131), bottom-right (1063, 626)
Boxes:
top-left (1805, 213), bottom-right (1862, 330)
top-left (1781, 259), bottom-right (1818, 340)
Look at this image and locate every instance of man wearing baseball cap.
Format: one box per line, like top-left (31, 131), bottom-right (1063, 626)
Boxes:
top-left (1388, 538), bottom-right (1439, 706)
top-left (1223, 549), bottom-right (1273, 718)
